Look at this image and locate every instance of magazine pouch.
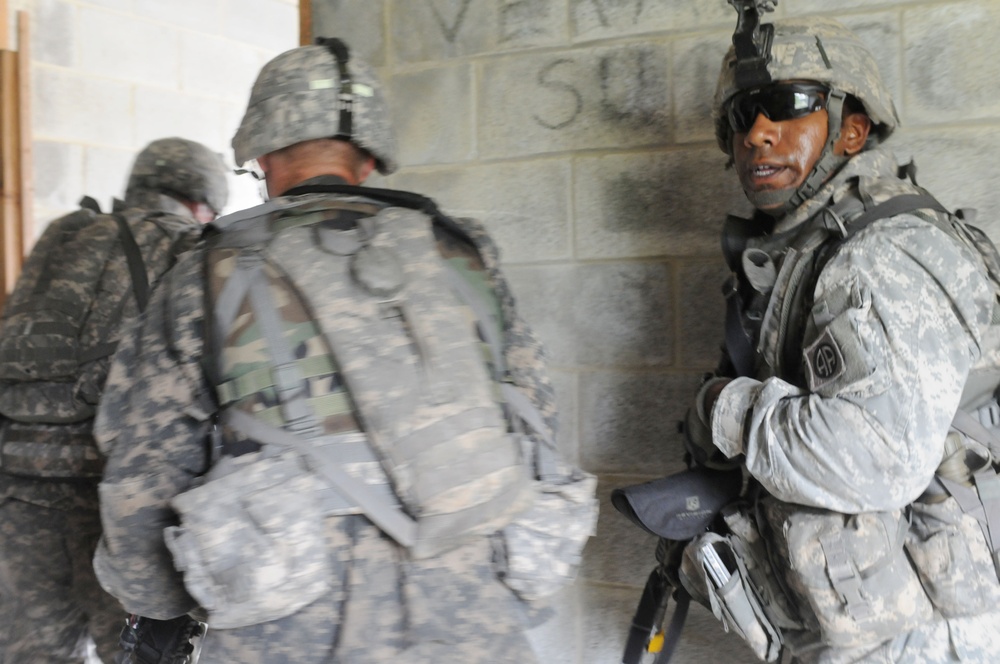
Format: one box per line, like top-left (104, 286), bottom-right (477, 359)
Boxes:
top-left (681, 532), bottom-right (781, 662)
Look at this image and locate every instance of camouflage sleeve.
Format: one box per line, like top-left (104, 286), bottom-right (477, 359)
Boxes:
top-left (94, 247), bottom-right (216, 618)
top-left (452, 216), bottom-right (559, 438)
top-left (711, 216), bottom-right (991, 513)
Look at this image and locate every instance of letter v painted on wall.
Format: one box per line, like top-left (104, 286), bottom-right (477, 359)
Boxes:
top-left (427, 0), bottom-right (473, 43)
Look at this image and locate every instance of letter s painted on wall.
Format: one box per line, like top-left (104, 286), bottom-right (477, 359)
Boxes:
top-left (532, 58), bottom-right (583, 130)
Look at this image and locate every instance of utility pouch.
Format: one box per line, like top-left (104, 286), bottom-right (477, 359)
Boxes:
top-left (163, 451), bottom-right (331, 629)
top-left (492, 461), bottom-right (598, 601)
top-left (682, 533), bottom-right (781, 662)
top-left (761, 500), bottom-right (933, 648)
top-left (906, 496), bottom-right (1000, 617)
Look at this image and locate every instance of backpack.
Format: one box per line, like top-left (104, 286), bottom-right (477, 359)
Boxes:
top-left (162, 185), bottom-right (597, 628)
top-left (0, 200), bottom-right (198, 477)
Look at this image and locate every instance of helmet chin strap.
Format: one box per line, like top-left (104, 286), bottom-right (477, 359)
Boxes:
top-left (774, 89), bottom-right (849, 215)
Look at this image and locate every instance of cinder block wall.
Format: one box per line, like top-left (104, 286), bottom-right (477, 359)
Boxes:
top-left (314, 1), bottom-right (1000, 662)
top-left (10, 0), bottom-right (300, 234)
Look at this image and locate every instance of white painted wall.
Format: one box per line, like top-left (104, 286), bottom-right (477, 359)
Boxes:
top-left (7, 0), bottom-right (299, 236)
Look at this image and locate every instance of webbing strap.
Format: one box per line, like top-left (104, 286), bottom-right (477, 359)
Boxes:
top-left (819, 532), bottom-right (872, 622)
top-left (216, 355), bottom-right (336, 405)
top-left (442, 264), bottom-right (506, 378)
top-left (952, 408), bottom-right (1000, 458)
top-left (227, 409), bottom-right (417, 548)
top-left (653, 591), bottom-right (690, 664)
top-left (112, 213), bottom-right (150, 312)
top-left (623, 567), bottom-right (671, 664)
top-left (243, 260), bottom-right (320, 435)
top-left (250, 392), bottom-right (353, 428)
top-left (975, 469), bottom-right (1000, 555)
top-left (839, 194), bottom-right (947, 240)
top-left (937, 474), bottom-right (1000, 560)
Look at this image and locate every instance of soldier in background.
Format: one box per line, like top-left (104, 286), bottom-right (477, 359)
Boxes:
top-left (92, 40), bottom-right (595, 664)
top-left (0, 137), bottom-right (228, 663)
top-left (682, 12), bottom-right (1000, 664)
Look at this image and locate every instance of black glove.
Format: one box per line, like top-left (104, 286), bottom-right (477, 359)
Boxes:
top-left (118, 614), bottom-right (205, 664)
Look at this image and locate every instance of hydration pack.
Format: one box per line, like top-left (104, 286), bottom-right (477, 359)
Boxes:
top-left (0, 200), bottom-right (198, 477)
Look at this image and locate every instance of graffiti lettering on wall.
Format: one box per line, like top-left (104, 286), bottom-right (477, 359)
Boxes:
top-left (424, 0), bottom-right (551, 44)
top-left (534, 59), bottom-right (583, 130)
top-left (575, 0), bottom-right (645, 27)
top-left (532, 48), bottom-right (667, 131)
top-left (427, 0), bottom-right (473, 43)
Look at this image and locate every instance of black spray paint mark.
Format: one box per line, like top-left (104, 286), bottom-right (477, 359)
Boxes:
top-left (532, 59), bottom-right (584, 130)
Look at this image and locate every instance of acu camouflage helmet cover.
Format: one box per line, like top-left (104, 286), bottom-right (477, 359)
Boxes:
top-left (124, 137), bottom-right (229, 214)
top-left (712, 17), bottom-right (900, 155)
top-left (232, 43), bottom-right (398, 175)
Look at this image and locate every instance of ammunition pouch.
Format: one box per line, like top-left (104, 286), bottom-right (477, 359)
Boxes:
top-left (906, 496), bottom-right (1000, 617)
top-left (681, 532), bottom-right (782, 662)
top-left (759, 499), bottom-right (933, 649)
top-left (906, 427), bottom-right (1000, 616)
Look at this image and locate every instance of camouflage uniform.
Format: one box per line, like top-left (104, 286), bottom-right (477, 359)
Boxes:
top-left (93, 176), bottom-right (557, 664)
top-left (707, 146), bottom-right (1000, 663)
top-left (0, 137), bottom-right (227, 664)
top-left (687, 15), bottom-right (1000, 663)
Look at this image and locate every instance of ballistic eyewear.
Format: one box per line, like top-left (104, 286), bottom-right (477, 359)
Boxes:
top-left (726, 83), bottom-right (829, 134)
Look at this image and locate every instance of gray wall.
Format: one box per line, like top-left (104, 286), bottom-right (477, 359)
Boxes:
top-left (312, 1), bottom-right (1000, 662)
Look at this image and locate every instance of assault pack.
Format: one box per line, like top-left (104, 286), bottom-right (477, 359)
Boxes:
top-left (0, 199), bottom-right (198, 478)
top-left (162, 184), bottom-right (597, 628)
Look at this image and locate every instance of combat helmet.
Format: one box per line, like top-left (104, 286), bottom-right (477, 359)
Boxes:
top-left (232, 39), bottom-right (398, 175)
top-left (713, 2), bottom-right (899, 210)
top-left (124, 137), bottom-right (229, 214)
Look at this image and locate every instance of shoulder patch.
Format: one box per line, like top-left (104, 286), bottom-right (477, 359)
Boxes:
top-left (805, 327), bottom-right (846, 390)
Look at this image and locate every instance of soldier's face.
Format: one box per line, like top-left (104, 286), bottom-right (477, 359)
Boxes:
top-left (731, 107), bottom-right (829, 214)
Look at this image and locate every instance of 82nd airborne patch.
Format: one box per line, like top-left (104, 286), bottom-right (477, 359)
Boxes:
top-left (805, 327), bottom-right (846, 391)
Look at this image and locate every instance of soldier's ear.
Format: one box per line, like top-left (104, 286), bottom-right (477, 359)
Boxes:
top-left (837, 113), bottom-right (872, 156)
top-left (356, 155), bottom-right (376, 184)
top-left (257, 153), bottom-right (273, 175)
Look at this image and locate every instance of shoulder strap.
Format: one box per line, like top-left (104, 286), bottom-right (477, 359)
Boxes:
top-left (279, 182), bottom-right (475, 240)
top-left (75, 213), bottom-right (152, 365)
top-left (112, 213), bottom-right (150, 312)
top-left (832, 193), bottom-right (948, 243)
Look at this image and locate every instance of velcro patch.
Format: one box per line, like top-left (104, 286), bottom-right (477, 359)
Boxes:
top-left (804, 328), bottom-right (846, 390)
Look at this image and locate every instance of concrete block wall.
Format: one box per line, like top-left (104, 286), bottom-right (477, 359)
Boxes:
top-left (9, 0), bottom-right (300, 236)
top-left (312, 1), bottom-right (1000, 662)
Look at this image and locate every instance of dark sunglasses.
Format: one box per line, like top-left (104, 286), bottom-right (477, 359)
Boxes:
top-left (726, 83), bottom-right (829, 133)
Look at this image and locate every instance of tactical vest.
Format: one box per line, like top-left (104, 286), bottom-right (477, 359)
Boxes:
top-left (710, 169), bottom-right (1000, 654)
top-left (0, 203), bottom-right (197, 477)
